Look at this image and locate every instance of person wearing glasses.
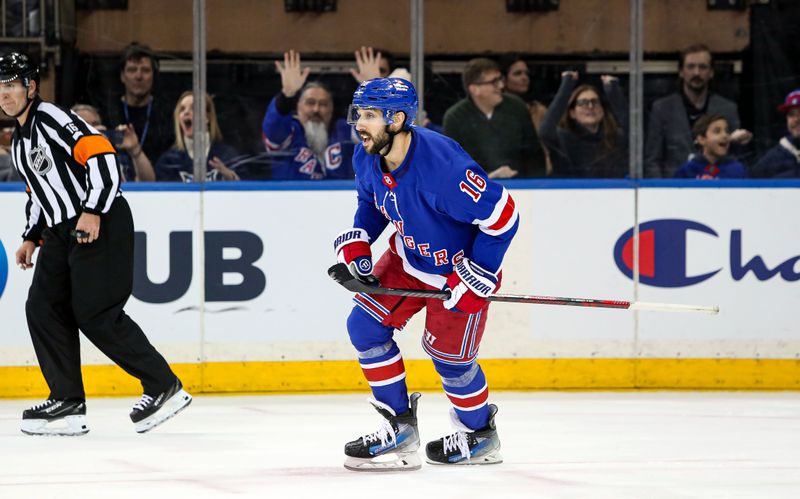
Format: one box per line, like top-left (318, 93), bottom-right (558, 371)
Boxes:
top-left (645, 43), bottom-right (751, 178)
top-left (539, 71), bottom-right (629, 178)
top-left (443, 58), bottom-right (545, 178)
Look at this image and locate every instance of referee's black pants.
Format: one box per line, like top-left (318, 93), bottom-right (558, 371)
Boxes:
top-left (26, 196), bottom-right (177, 401)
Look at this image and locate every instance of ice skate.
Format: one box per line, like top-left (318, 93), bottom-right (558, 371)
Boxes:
top-left (20, 399), bottom-right (89, 436)
top-left (344, 392), bottom-right (422, 472)
top-left (130, 379), bottom-right (192, 433)
top-left (426, 404), bottom-right (503, 465)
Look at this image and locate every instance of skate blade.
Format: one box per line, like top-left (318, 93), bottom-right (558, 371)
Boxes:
top-left (344, 451), bottom-right (422, 472)
top-left (20, 415), bottom-right (89, 436)
top-left (135, 390), bottom-right (192, 434)
top-left (426, 451), bottom-right (503, 466)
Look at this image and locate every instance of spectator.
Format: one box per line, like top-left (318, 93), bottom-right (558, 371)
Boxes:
top-left (350, 46), bottom-right (393, 82)
top-left (154, 91), bottom-right (240, 182)
top-left (674, 114), bottom-right (746, 179)
top-left (262, 50), bottom-right (357, 180)
top-left (71, 104), bottom-right (155, 181)
top-left (102, 43), bottom-right (174, 179)
top-left (645, 43), bottom-right (751, 178)
top-left (499, 55), bottom-right (548, 131)
top-left (443, 58), bottom-right (546, 178)
top-left (0, 125), bottom-right (20, 181)
top-left (500, 55), bottom-right (552, 175)
top-left (751, 89), bottom-right (800, 178)
top-left (539, 71), bottom-right (628, 178)
top-left (351, 46), bottom-right (441, 133)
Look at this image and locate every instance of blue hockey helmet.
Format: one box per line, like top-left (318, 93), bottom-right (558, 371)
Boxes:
top-left (348, 77), bottom-right (418, 129)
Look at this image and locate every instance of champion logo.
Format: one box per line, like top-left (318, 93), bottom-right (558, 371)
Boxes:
top-left (613, 218), bottom-right (800, 287)
top-left (0, 238), bottom-right (8, 300)
top-left (614, 219), bottom-right (721, 288)
top-left (28, 145), bottom-right (53, 176)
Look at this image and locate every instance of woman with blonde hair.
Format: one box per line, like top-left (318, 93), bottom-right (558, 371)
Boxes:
top-left (154, 91), bottom-right (240, 181)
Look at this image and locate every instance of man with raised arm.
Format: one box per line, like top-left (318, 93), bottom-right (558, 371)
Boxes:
top-left (262, 50), bottom-right (357, 179)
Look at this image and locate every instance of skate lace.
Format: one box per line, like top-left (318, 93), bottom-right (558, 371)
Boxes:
top-left (132, 394), bottom-right (154, 411)
top-left (360, 418), bottom-right (397, 447)
top-left (30, 399), bottom-right (56, 411)
top-left (442, 431), bottom-right (471, 460)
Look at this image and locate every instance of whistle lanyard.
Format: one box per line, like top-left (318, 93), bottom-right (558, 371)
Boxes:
top-left (122, 98), bottom-right (152, 147)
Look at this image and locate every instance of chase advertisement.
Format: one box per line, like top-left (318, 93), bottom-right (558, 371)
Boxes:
top-left (0, 185), bottom-right (798, 366)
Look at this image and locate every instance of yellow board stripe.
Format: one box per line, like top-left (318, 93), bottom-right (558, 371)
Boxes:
top-left (1, 358), bottom-right (799, 398)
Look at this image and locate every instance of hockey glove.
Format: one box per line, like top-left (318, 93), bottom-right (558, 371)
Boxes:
top-left (334, 228), bottom-right (379, 286)
top-left (443, 258), bottom-right (498, 314)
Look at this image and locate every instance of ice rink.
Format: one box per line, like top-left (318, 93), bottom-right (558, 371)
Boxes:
top-left (1, 391), bottom-right (798, 498)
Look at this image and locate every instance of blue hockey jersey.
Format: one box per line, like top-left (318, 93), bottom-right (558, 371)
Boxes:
top-left (352, 126), bottom-right (519, 288)
top-left (261, 96), bottom-right (358, 180)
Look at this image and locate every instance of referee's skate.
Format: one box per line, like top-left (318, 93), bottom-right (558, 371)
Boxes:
top-left (129, 379), bottom-right (192, 433)
top-left (20, 399), bottom-right (90, 436)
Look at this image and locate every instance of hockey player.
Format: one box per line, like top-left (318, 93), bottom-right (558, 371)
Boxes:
top-left (334, 77), bottom-right (518, 470)
top-left (262, 50), bottom-right (357, 180)
top-left (0, 52), bottom-right (191, 435)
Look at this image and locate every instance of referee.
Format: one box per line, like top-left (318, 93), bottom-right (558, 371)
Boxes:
top-left (1, 52), bottom-right (191, 435)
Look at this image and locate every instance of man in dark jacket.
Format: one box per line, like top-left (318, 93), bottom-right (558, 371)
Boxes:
top-left (645, 44), bottom-right (752, 178)
top-left (102, 43), bottom-right (174, 181)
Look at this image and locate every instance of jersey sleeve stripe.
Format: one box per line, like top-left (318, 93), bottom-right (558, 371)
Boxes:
top-left (487, 194), bottom-right (516, 230)
top-left (262, 131), bottom-right (293, 151)
top-left (38, 120), bottom-right (73, 157)
top-left (84, 154), bottom-right (120, 213)
top-left (73, 135), bottom-right (116, 165)
top-left (24, 197), bottom-right (42, 238)
top-left (39, 102), bottom-right (75, 127)
top-left (472, 188), bottom-right (509, 227)
top-left (473, 189), bottom-right (518, 236)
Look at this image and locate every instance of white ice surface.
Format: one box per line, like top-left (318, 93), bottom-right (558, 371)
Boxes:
top-left (1, 392), bottom-right (799, 498)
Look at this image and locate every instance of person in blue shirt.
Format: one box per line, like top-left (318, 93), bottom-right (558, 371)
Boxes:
top-left (751, 89), bottom-right (800, 178)
top-left (675, 113), bottom-right (747, 179)
top-left (262, 50), bottom-right (356, 180)
top-left (334, 78), bottom-right (518, 471)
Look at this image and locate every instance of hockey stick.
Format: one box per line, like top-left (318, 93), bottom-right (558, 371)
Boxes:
top-left (328, 263), bottom-right (720, 314)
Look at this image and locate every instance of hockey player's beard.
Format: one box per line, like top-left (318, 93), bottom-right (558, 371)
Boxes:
top-left (303, 120), bottom-right (329, 159)
top-left (362, 129), bottom-right (392, 155)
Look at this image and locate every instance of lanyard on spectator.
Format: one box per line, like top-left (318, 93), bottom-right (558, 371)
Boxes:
top-left (123, 98), bottom-right (152, 148)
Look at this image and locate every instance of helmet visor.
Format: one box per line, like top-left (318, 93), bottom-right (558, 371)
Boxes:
top-left (347, 105), bottom-right (390, 126)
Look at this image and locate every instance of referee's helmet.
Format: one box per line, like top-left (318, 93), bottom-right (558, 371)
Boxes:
top-left (0, 52), bottom-right (40, 88)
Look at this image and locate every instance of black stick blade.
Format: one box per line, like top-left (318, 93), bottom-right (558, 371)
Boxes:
top-left (328, 263), bottom-right (361, 292)
top-left (327, 263), bottom-right (448, 299)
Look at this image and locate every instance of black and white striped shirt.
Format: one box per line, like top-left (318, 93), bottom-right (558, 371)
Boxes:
top-left (12, 97), bottom-right (121, 243)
